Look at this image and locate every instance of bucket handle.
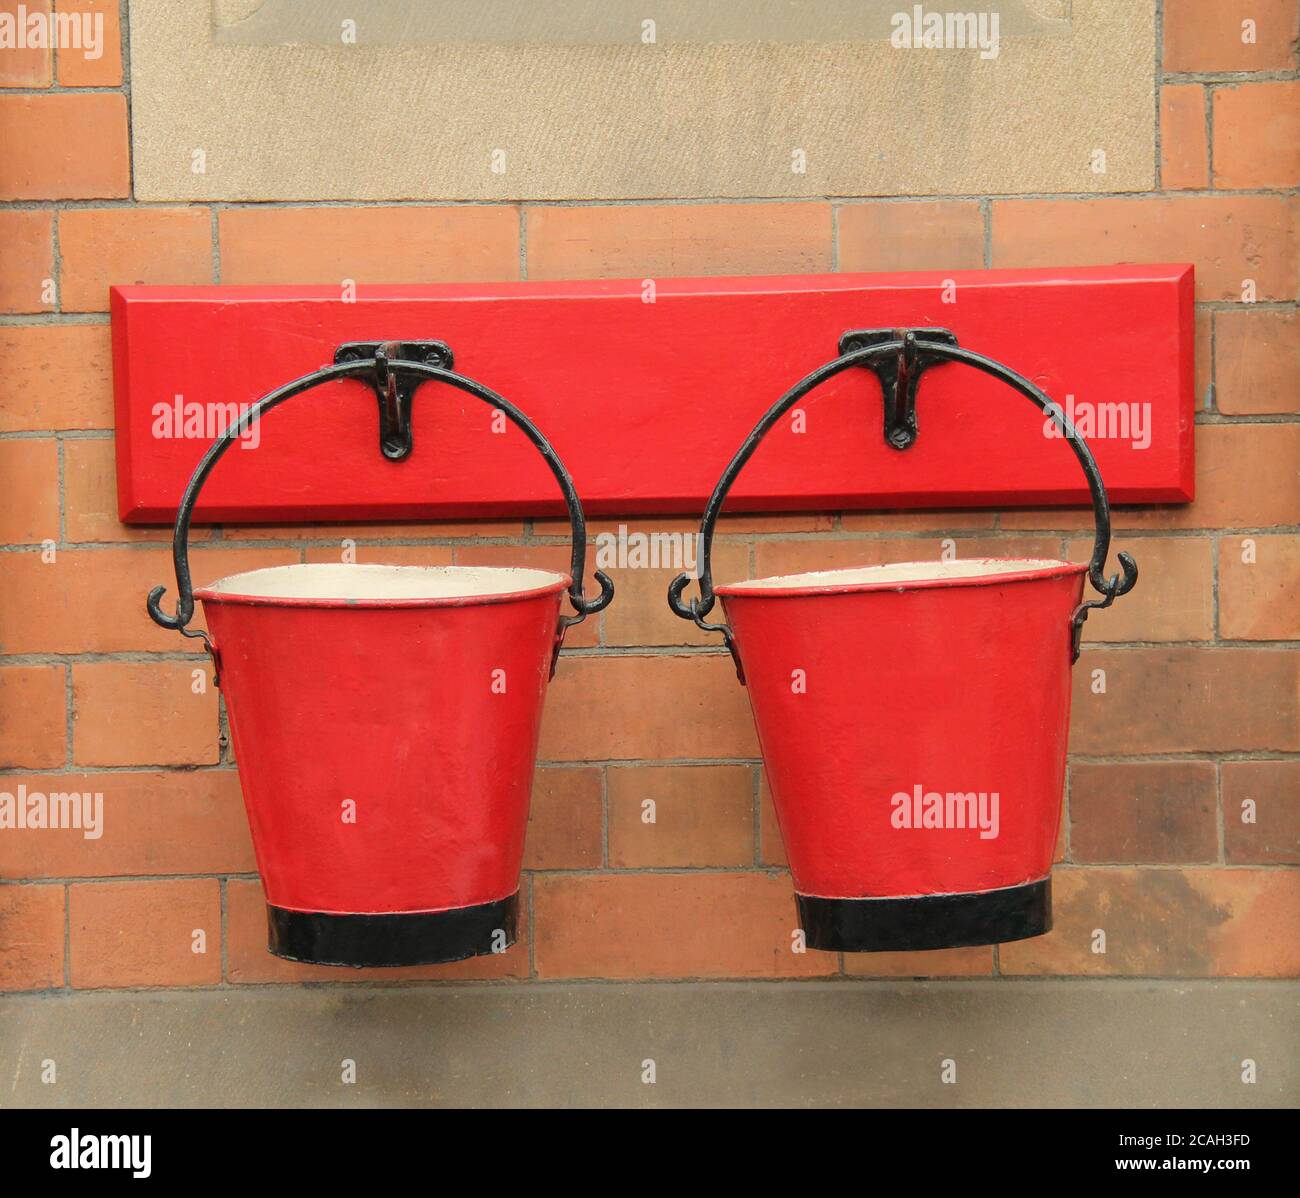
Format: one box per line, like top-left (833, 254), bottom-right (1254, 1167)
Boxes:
top-left (147, 353), bottom-right (614, 679)
top-left (667, 333), bottom-right (1138, 681)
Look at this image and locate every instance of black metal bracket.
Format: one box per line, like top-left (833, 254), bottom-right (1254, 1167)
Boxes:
top-left (334, 340), bottom-right (454, 461)
top-left (838, 327), bottom-right (958, 450)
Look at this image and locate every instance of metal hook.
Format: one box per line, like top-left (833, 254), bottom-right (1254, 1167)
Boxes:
top-left (838, 326), bottom-right (958, 450)
top-left (335, 339), bottom-right (454, 461)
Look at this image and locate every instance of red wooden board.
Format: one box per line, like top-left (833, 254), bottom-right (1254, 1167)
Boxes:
top-left (111, 266), bottom-right (1194, 522)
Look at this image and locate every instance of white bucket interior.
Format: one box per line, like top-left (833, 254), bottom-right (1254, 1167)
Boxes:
top-left (723, 558), bottom-right (1073, 591)
top-left (199, 563), bottom-right (569, 601)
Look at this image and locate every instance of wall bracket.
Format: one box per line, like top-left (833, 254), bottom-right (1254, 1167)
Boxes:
top-left (333, 340), bottom-right (454, 461)
top-left (838, 327), bottom-right (959, 450)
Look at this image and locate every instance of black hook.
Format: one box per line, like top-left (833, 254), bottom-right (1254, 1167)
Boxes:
top-left (838, 327), bottom-right (959, 450)
top-left (335, 340), bottom-right (453, 461)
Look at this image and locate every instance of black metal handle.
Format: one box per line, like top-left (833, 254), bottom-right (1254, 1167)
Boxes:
top-left (147, 354), bottom-right (614, 671)
top-left (668, 333), bottom-right (1138, 677)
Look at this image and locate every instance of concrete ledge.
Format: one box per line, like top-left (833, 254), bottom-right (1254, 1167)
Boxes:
top-left (3, 980), bottom-right (1296, 1107)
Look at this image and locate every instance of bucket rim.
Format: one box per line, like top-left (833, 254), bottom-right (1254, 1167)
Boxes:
top-left (193, 563), bottom-right (573, 609)
top-left (715, 557), bottom-right (1088, 599)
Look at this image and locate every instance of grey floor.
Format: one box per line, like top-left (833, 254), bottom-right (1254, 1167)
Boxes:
top-left (3, 980), bottom-right (1296, 1108)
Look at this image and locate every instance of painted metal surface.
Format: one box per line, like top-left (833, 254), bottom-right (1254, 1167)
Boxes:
top-left (111, 265), bottom-right (1194, 522)
top-left (199, 576), bottom-right (564, 955)
top-left (717, 562), bottom-right (1086, 947)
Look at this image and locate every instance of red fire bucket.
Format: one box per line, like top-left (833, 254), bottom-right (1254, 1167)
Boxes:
top-left (717, 559), bottom-right (1085, 949)
top-left (668, 332), bottom-right (1137, 950)
top-left (146, 348), bottom-right (612, 965)
top-left (197, 564), bottom-right (568, 965)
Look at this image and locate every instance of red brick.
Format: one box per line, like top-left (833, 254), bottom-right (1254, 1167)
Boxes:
top-left (54, 0), bottom-right (122, 87)
top-left (844, 945), bottom-right (994, 977)
top-left (714, 512), bottom-right (836, 535)
top-left (539, 513), bottom-right (834, 537)
top-left (0, 210), bottom-right (54, 312)
top-left (238, 517), bottom-right (524, 541)
top-left (523, 766), bottom-right (603, 870)
top-left (1215, 308), bottom-right (1300, 415)
top-left (1164, 0), bottom-right (1299, 73)
top-left (0, 325), bottom-right (113, 430)
top-left (0, 0), bottom-right (51, 87)
top-left (0, 439), bottom-right (59, 544)
top-left (837, 201), bottom-right (984, 272)
top-left (1066, 536), bottom-right (1214, 642)
top-left (525, 203), bottom-right (833, 280)
top-left (1001, 868), bottom-right (1300, 977)
top-left (841, 510), bottom-right (996, 533)
top-left (1069, 762), bottom-right (1218, 864)
top-left (1218, 535), bottom-right (1300, 640)
top-left (59, 208), bottom-right (212, 312)
top-left (0, 769), bottom-right (254, 879)
top-left (1071, 648), bottom-right (1298, 755)
top-left (0, 546), bottom-right (299, 653)
top-left (0, 664), bottom-right (65, 767)
top-left (218, 206), bottom-right (520, 285)
top-left (72, 661), bottom-right (220, 766)
top-left (991, 195), bottom-right (1299, 303)
top-left (1195, 307), bottom-right (1211, 401)
top-left (608, 765), bottom-right (754, 868)
top-left (69, 878), bottom-right (221, 987)
top-left (225, 877), bottom-right (529, 982)
top-left (533, 872), bottom-right (835, 978)
top-left (1160, 84), bottom-right (1208, 190)
top-left (0, 93), bottom-right (127, 198)
top-left (1222, 761), bottom-right (1300, 865)
top-left (0, 883), bottom-right (63, 990)
top-left (1021, 424), bottom-right (1300, 532)
top-left (758, 772), bottom-right (787, 867)
top-left (63, 437), bottom-right (218, 541)
top-left (539, 654), bottom-right (758, 762)
top-left (1212, 83), bottom-right (1300, 189)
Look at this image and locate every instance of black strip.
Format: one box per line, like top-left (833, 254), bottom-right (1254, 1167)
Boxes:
top-left (266, 893), bottom-right (519, 968)
top-left (797, 878), bottom-right (1050, 952)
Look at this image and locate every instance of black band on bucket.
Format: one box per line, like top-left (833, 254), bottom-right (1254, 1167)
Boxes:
top-left (266, 892), bottom-right (519, 968)
top-left (796, 877), bottom-right (1050, 952)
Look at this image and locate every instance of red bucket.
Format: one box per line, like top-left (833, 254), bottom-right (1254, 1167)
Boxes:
top-left (197, 564), bottom-right (569, 966)
top-left (667, 332), bottom-right (1137, 950)
top-left (717, 559), bottom-right (1086, 950)
top-left (146, 349), bottom-right (613, 965)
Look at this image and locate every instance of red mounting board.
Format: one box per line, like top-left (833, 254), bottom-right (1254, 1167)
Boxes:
top-left (111, 265), bottom-right (1194, 522)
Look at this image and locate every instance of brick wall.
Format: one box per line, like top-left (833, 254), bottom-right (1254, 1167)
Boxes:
top-left (1, 2), bottom-right (1297, 990)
